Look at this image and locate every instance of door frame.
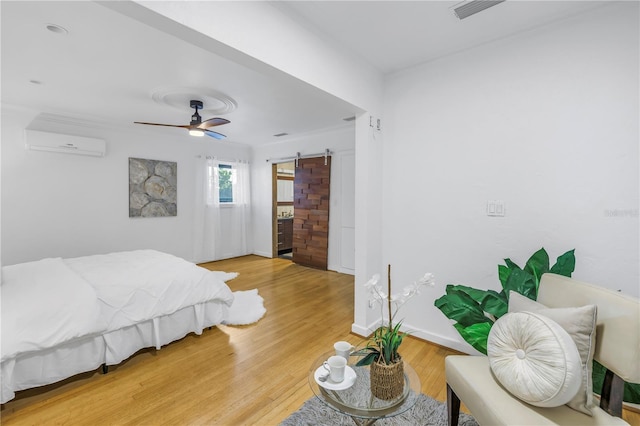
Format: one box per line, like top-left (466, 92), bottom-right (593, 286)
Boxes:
top-left (271, 163), bottom-right (278, 258)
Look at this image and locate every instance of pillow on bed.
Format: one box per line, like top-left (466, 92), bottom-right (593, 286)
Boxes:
top-left (508, 291), bottom-right (597, 415)
top-left (488, 311), bottom-right (583, 407)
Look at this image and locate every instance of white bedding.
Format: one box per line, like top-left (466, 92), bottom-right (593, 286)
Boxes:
top-left (0, 250), bottom-right (238, 404)
top-left (1, 258), bottom-right (107, 363)
top-left (64, 250), bottom-right (236, 331)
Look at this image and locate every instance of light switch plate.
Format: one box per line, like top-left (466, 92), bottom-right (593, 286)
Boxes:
top-left (487, 200), bottom-right (505, 217)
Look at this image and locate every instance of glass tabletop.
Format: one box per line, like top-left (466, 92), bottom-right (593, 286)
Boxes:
top-left (308, 348), bottom-right (422, 420)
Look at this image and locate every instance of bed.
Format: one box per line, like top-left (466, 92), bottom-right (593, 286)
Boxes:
top-left (0, 250), bottom-right (237, 404)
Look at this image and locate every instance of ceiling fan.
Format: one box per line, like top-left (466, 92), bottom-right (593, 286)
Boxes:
top-left (134, 100), bottom-right (230, 139)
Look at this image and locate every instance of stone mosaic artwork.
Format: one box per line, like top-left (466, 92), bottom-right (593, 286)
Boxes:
top-left (129, 157), bottom-right (177, 217)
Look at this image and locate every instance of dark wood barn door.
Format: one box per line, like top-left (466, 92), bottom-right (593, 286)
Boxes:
top-left (293, 156), bottom-right (331, 270)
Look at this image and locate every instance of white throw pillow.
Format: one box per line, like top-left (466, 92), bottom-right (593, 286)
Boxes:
top-left (508, 291), bottom-right (597, 415)
top-left (488, 311), bottom-right (583, 407)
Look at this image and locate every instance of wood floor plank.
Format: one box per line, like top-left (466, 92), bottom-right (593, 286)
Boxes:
top-left (2, 255), bottom-right (638, 425)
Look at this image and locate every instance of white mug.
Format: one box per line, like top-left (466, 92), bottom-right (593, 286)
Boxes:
top-left (323, 355), bottom-right (347, 382)
top-left (334, 341), bottom-right (354, 360)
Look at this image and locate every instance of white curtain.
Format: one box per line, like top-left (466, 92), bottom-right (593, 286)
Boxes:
top-left (231, 160), bottom-right (251, 256)
top-left (192, 157), bottom-right (251, 263)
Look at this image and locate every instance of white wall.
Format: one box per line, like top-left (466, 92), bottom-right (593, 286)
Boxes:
top-left (251, 125), bottom-right (355, 274)
top-left (380, 2), bottom-right (639, 353)
top-left (132, 0), bottom-right (382, 114)
top-left (1, 106), bottom-right (250, 266)
top-left (120, 0), bottom-right (384, 342)
top-left (0, 105), bottom-right (3, 277)
top-left (352, 113), bottom-right (385, 336)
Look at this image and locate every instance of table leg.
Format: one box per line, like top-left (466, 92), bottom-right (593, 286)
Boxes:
top-left (350, 417), bottom-right (377, 426)
top-left (327, 391), bottom-right (378, 426)
top-left (323, 388), bottom-right (381, 426)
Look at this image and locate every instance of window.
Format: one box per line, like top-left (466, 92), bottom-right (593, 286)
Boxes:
top-left (218, 164), bottom-right (234, 203)
top-left (205, 160), bottom-right (244, 206)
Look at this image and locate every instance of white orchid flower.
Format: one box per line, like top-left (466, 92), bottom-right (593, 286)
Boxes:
top-left (365, 270), bottom-right (436, 322)
top-left (364, 273), bottom-right (381, 290)
top-left (364, 267), bottom-right (436, 364)
top-left (403, 285), bottom-right (417, 297)
top-left (390, 292), bottom-right (405, 303)
top-left (418, 273), bottom-right (436, 286)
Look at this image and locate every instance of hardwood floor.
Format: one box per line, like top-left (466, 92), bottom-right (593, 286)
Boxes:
top-left (2, 255), bottom-right (638, 425)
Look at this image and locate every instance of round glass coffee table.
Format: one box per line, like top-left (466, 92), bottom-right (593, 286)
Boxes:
top-left (308, 349), bottom-right (421, 426)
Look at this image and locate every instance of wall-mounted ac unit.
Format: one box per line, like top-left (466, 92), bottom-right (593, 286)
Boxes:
top-left (25, 129), bottom-right (106, 157)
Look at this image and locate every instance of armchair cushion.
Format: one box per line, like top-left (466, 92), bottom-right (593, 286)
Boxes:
top-left (446, 355), bottom-right (629, 426)
top-left (488, 311), bottom-right (583, 407)
top-left (509, 291), bottom-right (597, 415)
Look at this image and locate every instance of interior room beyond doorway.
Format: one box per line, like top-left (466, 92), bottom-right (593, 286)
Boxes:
top-left (275, 162), bottom-right (295, 260)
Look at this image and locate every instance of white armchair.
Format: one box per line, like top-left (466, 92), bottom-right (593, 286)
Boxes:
top-left (445, 273), bottom-right (640, 425)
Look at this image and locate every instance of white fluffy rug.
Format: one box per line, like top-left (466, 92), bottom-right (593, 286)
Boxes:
top-left (280, 394), bottom-right (478, 426)
top-left (224, 289), bottom-right (266, 325)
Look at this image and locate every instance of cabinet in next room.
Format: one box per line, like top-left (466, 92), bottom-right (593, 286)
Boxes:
top-left (277, 218), bottom-right (293, 255)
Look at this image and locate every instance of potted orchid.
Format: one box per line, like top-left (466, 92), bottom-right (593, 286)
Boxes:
top-left (354, 265), bottom-right (435, 400)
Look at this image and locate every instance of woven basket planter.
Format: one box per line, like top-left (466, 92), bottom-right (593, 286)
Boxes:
top-left (370, 358), bottom-right (404, 400)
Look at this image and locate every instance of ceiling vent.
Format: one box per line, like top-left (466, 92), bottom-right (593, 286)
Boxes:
top-left (453, 0), bottom-right (505, 20)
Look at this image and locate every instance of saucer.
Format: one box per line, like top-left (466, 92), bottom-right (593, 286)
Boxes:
top-left (314, 365), bottom-right (356, 390)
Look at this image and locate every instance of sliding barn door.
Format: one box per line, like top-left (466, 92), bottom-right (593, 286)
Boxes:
top-left (293, 156), bottom-right (331, 270)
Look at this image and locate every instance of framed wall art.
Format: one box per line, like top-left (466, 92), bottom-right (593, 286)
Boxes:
top-left (129, 157), bottom-right (177, 217)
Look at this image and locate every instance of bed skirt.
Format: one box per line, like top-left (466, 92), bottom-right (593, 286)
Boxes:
top-left (1, 300), bottom-right (229, 403)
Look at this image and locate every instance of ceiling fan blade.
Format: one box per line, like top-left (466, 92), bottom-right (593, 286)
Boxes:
top-left (204, 129), bottom-right (226, 139)
top-left (197, 117), bottom-right (230, 130)
top-left (134, 121), bottom-right (189, 129)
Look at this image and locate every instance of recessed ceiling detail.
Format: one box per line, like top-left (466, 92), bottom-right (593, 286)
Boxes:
top-left (151, 87), bottom-right (237, 116)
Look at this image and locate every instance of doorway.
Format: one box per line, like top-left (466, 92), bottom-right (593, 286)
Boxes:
top-left (273, 162), bottom-right (294, 260)
top-left (272, 156), bottom-right (332, 270)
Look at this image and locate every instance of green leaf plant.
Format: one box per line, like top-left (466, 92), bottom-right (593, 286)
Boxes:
top-left (355, 321), bottom-right (405, 367)
top-left (433, 247), bottom-right (575, 355)
top-left (434, 247), bottom-right (640, 404)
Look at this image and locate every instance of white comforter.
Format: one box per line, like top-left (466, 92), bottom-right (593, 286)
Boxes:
top-left (1, 250), bottom-right (235, 361)
top-left (0, 250), bottom-right (237, 404)
top-left (1, 258), bottom-right (107, 363)
top-left (64, 250), bottom-right (236, 331)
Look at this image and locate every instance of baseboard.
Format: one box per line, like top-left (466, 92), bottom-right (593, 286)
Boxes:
top-left (351, 323), bottom-right (371, 337)
top-left (336, 267), bottom-right (355, 276)
top-left (252, 250), bottom-right (272, 258)
top-left (351, 318), bottom-right (382, 338)
top-left (351, 320), bottom-right (477, 355)
top-left (405, 326), bottom-right (478, 355)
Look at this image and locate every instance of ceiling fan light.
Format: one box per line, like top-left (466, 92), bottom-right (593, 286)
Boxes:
top-left (189, 129), bottom-right (205, 137)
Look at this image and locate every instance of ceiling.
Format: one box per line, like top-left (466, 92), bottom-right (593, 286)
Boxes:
top-left (1, 1), bottom-right (610, 146)
top-left (279, 1), bottom-right (610, 75)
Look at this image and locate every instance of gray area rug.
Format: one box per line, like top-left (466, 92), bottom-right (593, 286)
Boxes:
top-left (280, 393), bottom-right (479, 426)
